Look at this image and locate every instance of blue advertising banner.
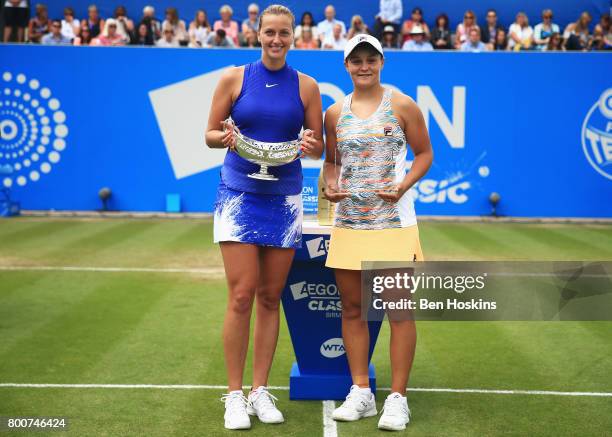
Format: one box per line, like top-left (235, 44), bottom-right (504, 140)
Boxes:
top-left (0, 45), bottom-right (611, 217)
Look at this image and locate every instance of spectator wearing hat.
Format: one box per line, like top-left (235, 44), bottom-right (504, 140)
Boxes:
top-left (431, 13), bottom-right (452, 49)
top-left (374, 0), bottom-right (402, 39)
top-left (460, 27), bottom-right (487, 52)
top-left (401, 7), bottom-right (430, 44)
top-left (401, 25), bottom-right (433, 51)
top-left (206, 28), bottom-right (235, 47)
top-left (381, 24), bottom-right (399, 49)
top-left (41, 19), bottom-right (72, 45)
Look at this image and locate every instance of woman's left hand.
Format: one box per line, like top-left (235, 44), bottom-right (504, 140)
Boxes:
top-left (299, 129), bottom-right (317, 158)
top-left (376, 184), bottom-right (408, 203)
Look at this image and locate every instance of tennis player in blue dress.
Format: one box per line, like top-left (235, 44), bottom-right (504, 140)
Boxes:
top-left (205, 4), bottom-right (323, 430)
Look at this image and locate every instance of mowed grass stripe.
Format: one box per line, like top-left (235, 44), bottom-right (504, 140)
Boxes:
top-left (0, 273), bottom-right (169, 382)
top-left (0, 220), bottom-right (86, 249)
top-left (423, 223), bottom-right (515, 260)
top-left (0, 271), bottom-right (110, 356)
top-left (41, 221), bottom-right (160, 265)
top-left (512, 226), bottom-right (612, 260)
top-left (77, 277), bottom-right (227, 385)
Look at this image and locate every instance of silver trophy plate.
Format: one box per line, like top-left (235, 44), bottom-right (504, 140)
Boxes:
top-left (226, 119), bottom-right (301, 181)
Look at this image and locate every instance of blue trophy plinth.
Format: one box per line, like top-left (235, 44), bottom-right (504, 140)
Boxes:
top-left (281, 221), bottom-right (382, 400)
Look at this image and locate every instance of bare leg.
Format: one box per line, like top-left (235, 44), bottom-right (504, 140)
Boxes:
top-left (252, 246), bottom-right (295, 388)
top-left (389, 320), bottom-right (417, 393)
top-left (335, 268), bottom-right (369, 387)
top-left (3, 26), bottom-right (13, 42)
top-left (220, 242), bottom-right (259, 391)
top-left (17, 27), bottom-right (25, 43)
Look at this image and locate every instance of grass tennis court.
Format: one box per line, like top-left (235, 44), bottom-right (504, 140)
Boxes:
top-left (1, 217), bottom-right (611, 436)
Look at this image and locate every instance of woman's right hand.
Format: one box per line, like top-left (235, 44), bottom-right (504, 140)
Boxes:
top-left (221, 119), bottom-right (238, 150)
top-left (324, 184), bottom-right (349, 203)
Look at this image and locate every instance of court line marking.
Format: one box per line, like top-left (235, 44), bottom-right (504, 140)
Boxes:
top-left (0, 265), bottom-right (609, 279)
top-left (1, 383), bottom-right (611, 397)
top-left (322, 400), bottom-right (337, 437)
top-left (0, 266), bottom-right (224, 274)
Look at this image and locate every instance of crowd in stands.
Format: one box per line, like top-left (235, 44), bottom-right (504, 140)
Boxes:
top-left (2, 1), bottom-right (611, 51)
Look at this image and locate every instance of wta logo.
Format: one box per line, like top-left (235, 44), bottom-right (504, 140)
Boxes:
top-left (320, 338), bottom-right (345, 358)
top-left (582, 89), bottom-right (612, 180)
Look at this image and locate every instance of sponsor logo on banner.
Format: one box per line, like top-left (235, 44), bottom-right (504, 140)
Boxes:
top-left (0, 71), bottom-right (68, 189)
top-left (410, 159), bottom-right (490, 205)
top-left (320, 337), bottom-right (345, 358)
top-left (306, 237), bottom-right (329, 258)
top-left (289, 281), bottom-right (342, 313)
top-left (582, 89), bottom-right (612, 180)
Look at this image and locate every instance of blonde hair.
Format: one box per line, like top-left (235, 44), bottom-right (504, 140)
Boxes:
top-left (351, 15), bottom-right (364, 29)
top-left (220, 5), bottom-right (233, 15)
top-left (258, 4), bottom-right (295, 31)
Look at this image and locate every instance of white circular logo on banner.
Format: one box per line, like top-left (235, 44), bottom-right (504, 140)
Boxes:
top-left (0, 71), bottom-right (68, 188)
top-left (320, 337), bottom-right (345, 358)
top-left (582, 89), bottom-right (612, 180)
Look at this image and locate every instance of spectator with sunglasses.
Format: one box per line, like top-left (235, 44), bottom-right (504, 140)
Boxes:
top-left (41, 19), bottom-right (71, 45)
top-left (95, 18), bottom-right (127, 46)
top-left (455, 10), bottom-right (479, 49)
top-left (534, 9), bottom-right (559, 50)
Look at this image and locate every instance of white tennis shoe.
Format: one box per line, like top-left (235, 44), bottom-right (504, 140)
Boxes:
top-left (378, 392), bottom-right (410, 431)
top-left (332, 385), bottom-right (377, 421)
top-left (221, 390), bottom-right (251, 430)
top-left (247, 386), bottom-right (285, 424)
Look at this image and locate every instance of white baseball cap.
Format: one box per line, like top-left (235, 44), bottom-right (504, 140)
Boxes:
top-left (343, 34), bottom-right (384, 61)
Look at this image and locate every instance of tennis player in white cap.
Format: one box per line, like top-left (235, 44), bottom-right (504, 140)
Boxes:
top-left (323, 34), bottom-right (433, 431)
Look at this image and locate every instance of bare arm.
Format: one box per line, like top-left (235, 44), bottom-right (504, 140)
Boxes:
top-left (298, 73), bottom-right (324, 159)
top-left (323, 103), bottom-right (349, 202)
top-left (379, 93), bottom-right (433, 202)
top-left (205, 67), bottom-right (242, 149)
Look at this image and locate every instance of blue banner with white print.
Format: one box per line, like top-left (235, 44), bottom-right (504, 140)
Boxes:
top-left (0, 45), bottom-right (610, 218)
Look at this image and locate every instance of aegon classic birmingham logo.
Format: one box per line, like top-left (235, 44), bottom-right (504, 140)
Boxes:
top-left (0, 72), bottom-right (68, 188)
top-left (582, 88), bottom-right (612, 180)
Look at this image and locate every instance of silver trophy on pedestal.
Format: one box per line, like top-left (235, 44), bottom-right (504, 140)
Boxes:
top-left (225, 118), bottom-right (301, 181)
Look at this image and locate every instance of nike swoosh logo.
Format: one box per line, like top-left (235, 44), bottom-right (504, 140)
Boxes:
top-left (265, 83), bottom-right (279, 88)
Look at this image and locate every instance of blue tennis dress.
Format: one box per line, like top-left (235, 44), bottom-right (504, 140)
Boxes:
top-left (213, 60), bottom-right (305, 248)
